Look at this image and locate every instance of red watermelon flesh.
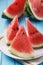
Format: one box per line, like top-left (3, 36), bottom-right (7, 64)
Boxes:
top-left (6, 28), bottom-right (16, 40)
top-left (26, 18), bottom-right (43, 48)
top-left (31, 32), bottom-right (43, 45)
top-left (11, 15), bottom-right (19, 30)
top-left (26, 18), bottom-right (38, 36)
top-left (29, 0), bottom-right (43, 20)
top-left (3, 0), bottom-right (26, 19)
top-left (9, 26), bottom-right (34, 58)
top-left (5, 16), bottom-right (19, 45)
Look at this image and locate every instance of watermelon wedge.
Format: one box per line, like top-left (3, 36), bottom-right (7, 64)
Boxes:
top-left (28, 0), bottom-right (43, 20)
top-left (2, 0), bottom-right (26, 19)
top-left (5, 16), bottom-right (19, 45)
top-left (26, 18), bottom-right (43, 48)
top-left (9, 26), bottom-right (34, 58)
top-left (11, 15), bottom-right (19, 30)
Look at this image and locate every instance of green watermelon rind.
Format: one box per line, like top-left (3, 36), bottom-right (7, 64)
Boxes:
top-left (2, 10), bottom-right (23, 19)
top-left (33, 44), bottom-right (43, 49)
top-left (9, 47), bottom-right (34, 59)
top-left (28, 0), bottom-right (43, 20)
top-left (26, 7), bottom-right (35, 18)
top-left (2, 10), bottom-right (14, 19)
top-left (24, 0), bottom-right (35, 18)
top-left (2, 12), bottom-right (12, 19)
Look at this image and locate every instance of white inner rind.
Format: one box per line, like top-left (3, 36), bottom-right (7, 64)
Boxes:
top-left (4, 31), bottom-right (11, 45)
top-left (3, 10), bottom-right (14, 19)
top-left (4, 31), bottom-right (43, 48)
top-left (9, 47), bottom-right (34, 58)
top-left (33, 44), bottom-right (43, 48)
top-left (4, 29), bottom-right (43, 47)
top-left (28, 0), bottom-right (43, 20)
top-left (4, 30), bottom-right (43, 48)
top-left (3, 1), bottom-right (26, 19)
top-left (3, 9), bottom-right (23, 19)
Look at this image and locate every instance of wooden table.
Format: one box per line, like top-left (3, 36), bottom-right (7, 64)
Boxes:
top-left (0, 0), bottom-right (43, 65)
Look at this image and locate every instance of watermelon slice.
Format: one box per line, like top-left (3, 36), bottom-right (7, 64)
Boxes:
top-left (28, 0), bottom-right (43, 20)
top-left (11, 15), bottom-right (19, 30)
top-left (26, 18), bottom-right (43, 48)
top-left (9, 26), bottom-right (34, 58)
top-left (2, 0), bottom-right (26, 19)
top-left (5, 16), bottom-right (19, 45)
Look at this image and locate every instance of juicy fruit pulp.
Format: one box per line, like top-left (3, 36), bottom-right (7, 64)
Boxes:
top-left (6, 27), bottom-right (16, 41)
top-left (10, 15), bottom-right (19, 30)
top-left (9, 26), bottom-right (34, 58)
top-left (2, 0), bottom-right (26, 19)
top-left (28, 0), bottom-right (43, 20)
top-left (26, 19), bottom-right (38, 36)
top-left (26, 18), bottom-right (43, 48)
top-left (5, 16), bottom-right (19, 45)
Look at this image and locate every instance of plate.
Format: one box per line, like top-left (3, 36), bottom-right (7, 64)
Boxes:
top-left (0, 37), bottom-right (43, 60)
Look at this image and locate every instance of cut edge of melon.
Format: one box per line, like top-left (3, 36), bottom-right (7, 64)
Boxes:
top-left (2, 10), bottom-right (14, 19)
top-left (5, 35), bottom-right (11, 46)
top-left (4, 31), bottom-right (11, 45)
top-left (28, 0), bottom-right (43, 20)
top-left (33, 44), bottom-right (43, 49)
top-left (5, 38), bottom-right (11, 46)
top-left (2, 9), bottom-right (23, 19)
top-left (9, 47), bottom-right (34, 59)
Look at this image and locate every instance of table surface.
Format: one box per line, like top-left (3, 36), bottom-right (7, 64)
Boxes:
top-left (0, 0), bottom-right (43, 65)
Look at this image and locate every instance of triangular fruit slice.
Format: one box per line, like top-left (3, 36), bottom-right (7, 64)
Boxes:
top-left (5, 16), bottom-right (19, 45)
top-left (26, 18), bottom-right (43, 48)
top-left (28, 0), bottom-right (43, 20)
top-left (2, 0), bottom-right (26, 19)
top-left (11, 15), bottom-right (19, 30)
top-left (9, 26), bottom-right (34, 58)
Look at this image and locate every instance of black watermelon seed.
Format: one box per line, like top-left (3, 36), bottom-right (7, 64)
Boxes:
top-left (41, 0), bottom-right (43, 3)
top-left (16, 27), bottom-right (19, 30)
top-left (30, 30), bottom-right (38, 34)
top-left (15, 2), bottom-right (18, 5)
top-left (37, 8), bottom-right (40, 12)
top-left (14, 28), bottom-right (16, 31)
top-left (22, 32), bottom-right (25, 35)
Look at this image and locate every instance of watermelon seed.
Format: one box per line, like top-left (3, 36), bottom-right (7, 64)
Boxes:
top-left (41, 0), bottom-right (43, 7)
top-left (32, 32), bottom-right (35, 34)
top-left (41, 0), bottom-right (43, 3)
top-left (15, 2), bottom-right (18, 5)
top-left (22, 32), bottom-right (25, 35)
top-left (14, 27), bottom-right (18, 31)
top-left (16, 27), bottom-right (19, 30)
top-left (14, 29), bottom-right (16, 31)
top-left (30, 30), bottom-right (38, 35)
top-left (32, 31), bottom-right (37, 34)
top-left (30, 32), bottom-right (35, 35)
top-left (37, 8), bottom-right (40, 12)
